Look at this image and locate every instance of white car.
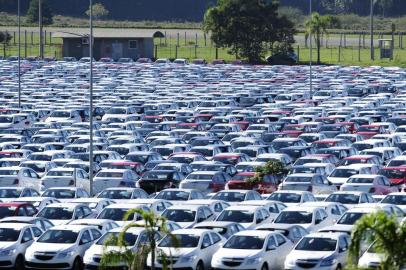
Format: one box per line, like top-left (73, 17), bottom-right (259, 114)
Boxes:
top-left (68, 219), bottom-right (119, 234)
top-left (36, 203), bottom-right (95, 226)
top-left (70, 198), bottom-right (115, 214)
top-left (41, 187), bottom-right (90, 201)
top-left (273, 206), bottom-right (334, 233)
top-left (13, 197), bottom-right (60, 211)
top-left (161, 205), bottom-right (216, 228)
top-left (93, 169), bottom-right (138, 194)
top-left (96, 203), bottom-right (149, 226)
top-left (215, 205), bottom-right (272, 229)
top-left (284, 232), bottom-right (350, 270)
top-left (266, 191), bottom-right (317, 206)
top-left (328, 164), bottom-right (375, 187)
top-left (25, 225), bottom-right (102, 270)
top-left (40, 168), bottom-right (89, 192)
top-left (45, 109), bottom-right (82, 124)
top-left (380, 192), bottom-right (406, 211)
top-left (124, 198), bottom-right (173, 214)
top-left (0, 223), bottom-right (43, 269)
top-left (212, 230), bottom-right (294, 270)
top-left (147, 229), bottom-right (225, 270)
top-left (0, 166), bottom-right (40, 189)
top-left (358, 242), bottom-right (385, 269)
top-left (84, 226), bottom-right (161, 269)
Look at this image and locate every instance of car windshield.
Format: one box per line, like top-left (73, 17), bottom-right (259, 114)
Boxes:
top-left (42, 189), bottom-right (76, 199)
top-left (98, 190), bottom-right (132, 199)
top-left (0, 189), bottom-right (21, 198)
top-left (294, 159), bottom-right (320, 165)
top-left (285, 176), bottom-right (313, 183)
top-left (325, 194), bottom-right (359, 204)
top-left (381, 195), bottom-right (406, 205)
top-left (162, 209), bottom-right (196, 222)
top-left (98, 208), bottom-right (134, 221)
top-left (97, 172), bottom-right (124, 178)
top-left (24, 163), bottom-right (47, 173)
top-left (267, 193), bottom-right (301, 203)
top-left (337, 212), bottom-right (365, 225)
top-left (274, 211), bottom-right (313, 224)
top-left (0, 206), bottom-right (19, 218)
top-left (96, 232), bottom-right (138, 246)
top-left (379, 169), bottom-right (405, 179)
top-left (295, 237), bottom-right (337, 251)
top-left (47, 170), bottom-right (73, 177)
top-left (0, 117), bottom-right (13, 123)
top-left (187, 174), bottom-right (214, 180)
top-left (330, 169), bottom-right (358, 178)
top-left (216, 210), bottom-right (254, 223)
top-left (37, 207), bottom-right (73, 220)
top-left (0, 228), bottom-right (20, 241)
top-left (0, 170), bottom-right (19, 176)
top-left (38, 230), bottom-right (78, 244)
top-left (142, 172), bottom-right (172, 180)
top-left (212, 192), bottom-right (246, 202)
top-left (224, 235), bottom-right (265, 249)
top-left (50, 111), bottom-right (70, 117)
top-left (159, 234), bottom-right (199, 248)
top-left (155, 191), bottom-right (189, 201)
top-left (347, 177), bottom-right (373, 184)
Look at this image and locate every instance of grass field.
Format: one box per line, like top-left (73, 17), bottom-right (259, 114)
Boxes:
top-left (2, 30), bottom-right (406, 67)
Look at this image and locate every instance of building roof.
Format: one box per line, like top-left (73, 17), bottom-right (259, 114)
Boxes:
top-left (53, 29), bottom-right (165, 39)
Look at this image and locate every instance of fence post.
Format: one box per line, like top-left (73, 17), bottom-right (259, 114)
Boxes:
top-left (339, 33), bottom-right (343, 47)
top-left (175, 45), bottom-right (178, 59)
top-left (204, 33), bottom-right (207, 47)
top-left (13, 32), bottom-right (16, 45)
top-left (184, 32), bottom-right (187, 46)
top-left (344, 33), bottom-right (347, 48)
top-left (358, 34), bottom-right (361, 62)
top-left (194, 45), bottom-right (197, 59)
top-left (49, 32), bottom-right (52, 45)
top-left (338, 46), bottom-right (341, 62)
top-left (363, 33), bottom-right (366, 48)
top-left (31, 32), bottom-right (33, 45)
top-left (297, 45), bottom-right (300, 62)
top-left (195, 33), bottom-right (198, 46)
top-left (215, 47), bottom-right (218, 59)
top-left (45, 30), bottom-right (47, 45)
top-left (164, 31), bottom-right (167, 46)
top-left (177, 33), bottom-right (179, 46)
top-left (155, 45), bottom-right (158, 59)
top-left (24, 30), bottom-right (27, 58)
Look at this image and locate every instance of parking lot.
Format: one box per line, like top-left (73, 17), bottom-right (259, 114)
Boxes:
top-left (0, 57), bottom-right (404, 270)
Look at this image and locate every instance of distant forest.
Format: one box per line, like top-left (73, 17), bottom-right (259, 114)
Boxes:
top-left (0, 0), bottom-right (404, 21)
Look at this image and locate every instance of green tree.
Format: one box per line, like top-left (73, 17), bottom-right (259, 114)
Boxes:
top-left (248, 160), bottom-right (288, 186)
top-left (86, 3), bottom-right (110, 20)
top-left (349, 211), bottom-right (406, 270)
top-left (0, 31), bottom-right (12, 58)
top-left (203, 0), bottom-right (296, 64)
top-left (376, 0), bottom-right (394, 17)
top-left (320, 0), bottom-right (354, 14)
top-left (305, 12), bottom-right (331, 64)
top-left (100, 209), bottom-right (177, 270)
top-left (26, 0), bottom-right (53, 25)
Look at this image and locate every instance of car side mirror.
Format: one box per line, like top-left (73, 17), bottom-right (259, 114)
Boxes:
top-left (197, 217), bottom-right (205, 223)
top-left (315, 219), bottom-right (322, 225)
top-left (21, 238), bottom-right (32, 244)
top-left (256, 218), bottom-right (264, 224)
top-left (339, 247), bottom-right (347, 253)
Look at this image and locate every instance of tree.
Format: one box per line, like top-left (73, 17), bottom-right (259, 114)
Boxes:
top-left (86, 3), bottom-right (110, 20)
top-left (376, 0), bottom-right (394, 17)
top-left (248, 160), bottom-right (288, 186)
top-left (305, 12), bottom-right (331, 64)
top-left (203, 0), bottom-right (296, 64)
top-left (100, 209), bottom-right (177, 270)
top-left (320, 0), bottom-right (354, 14)
top-left (349, 211), bottom-right (406, 270)
top-left (0, 31), bottom-right (12, 58)
top-left (26, 0), bottom-right (53, 25)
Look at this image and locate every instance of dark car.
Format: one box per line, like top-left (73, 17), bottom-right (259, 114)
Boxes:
top-left (138, 170), bottom-right (185, 194)
top-left (0, 203), bottom-right (37, 219)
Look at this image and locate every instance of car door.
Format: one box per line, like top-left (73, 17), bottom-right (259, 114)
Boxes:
top-left (200, 233), bottom-right (217, 268)
top-left (265, 235), bottom-right (280, 267)
top-left (78, 230), bottom-right (94, 255)
top-left (337, 236), bottom-right (349, 265)
top-left (275, 233), bottom-right (293, 269)
top-left (20, 228), bottom-right (35, 250)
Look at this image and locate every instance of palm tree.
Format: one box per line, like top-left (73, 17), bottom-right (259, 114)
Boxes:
top-left (100, 209), bottom-right (178, 270)
top-left (305, 12), bottom-right (331, 64)
top-left (349, 211), bottom-right (406, 270)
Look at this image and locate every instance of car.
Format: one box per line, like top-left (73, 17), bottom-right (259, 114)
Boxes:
top-left (96, 204), bottom-right (149, 226)
top-left (154, 188), bottom-right (205, 203)
top-left (147, 229), bottom-right (225, 270)
top-left (83, 226), bottom-right (161, 269)
top-left (40, 168), bottom-right (89, 192)
top-left (161, 205), bottom-right (216, 228)
top-left (25, 225), bottom-right (102, 270)
top-left (0, 202), bottom-right (37, 219)
top-left (0, 223), bottom-right (43, 270)
top-left (68, 219), bottom-right (119, 234)
top-left (0, 166), bottom-right (40, 189)
top-left (211, 190), bottom-right (263, 203)
top-left (36, 203), bottom-right (95, 226)
top-left (273, 206), bottom-right (334, 233)
top-left (0, 216), bottom-right (54, 231)
top-left (280, 173), bottom-right (337, 195)
top-left (255, 223), bottom-right (309, 243)
top-left (96, 187), bottom-right (148, 201)
top-left (12, 197), bottom-right (60, 211)
top-left (0, 187), bottom-right (40, 201)
top-left (124, 198), bottom-right (173, 214)
top-left (325, 191), bottom-right (376, 207)
top-left (226, 172), bottom-right (279, 194)
top-left (180, 171), bottom-right (230, 193)
top-left (357, 242), bottom-right (385, 269)
top-left (212, 230), bottom-right (294, 270)
top-left (193, 221), bottom-right (245, 239)
top-left (174, 199), bottom-right (230, 215)
top-left (215, 205), bottom-right (272, 229)
top-left (284, 232), bottom-right (350, 270)
top-left (340, 174), bottom-right (399, 195)
top-left (380, 192), bottom-right (406, 211)
top-left (41, 187), bottom-right (90, 201)
top-left (93, 169), bottom-right (138, 194)
top-left (137, 170), bottom-right (185, 194)
top-left (267, 191), bottom-right (317, 206)
top-left (69, 198), bottom-right (115, 214)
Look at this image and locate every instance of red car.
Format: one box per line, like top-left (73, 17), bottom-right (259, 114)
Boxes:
top-left (378, 167), bottom-right (406, 186)
top-left (104, 161), bottom-right (145, 175)
top-left (341, 155), bottom-right (381, 166)
top-left (226, 172), bottom-right (279, 194)
top-left (356, 125), bottom-right (386, 139)
top-left (213, 153), bottom-right (250, 166)
top-left (0, 203), bottom-right (37, 219)
top-left (282, 124), bottom-right (311, 137)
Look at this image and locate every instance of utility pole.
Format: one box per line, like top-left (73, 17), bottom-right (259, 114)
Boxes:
top-left (309, 0), bottom-right (313, 99)
top-left (370, 0), bottom-right (374, 60)
top-left (18, 0), bottom-right (21, 109)
top-left (89, 0), bottom-right (94, 196)
top-left (39, 0), bottom-right (44, 59)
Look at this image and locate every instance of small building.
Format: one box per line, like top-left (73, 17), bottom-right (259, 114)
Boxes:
top-left (54, 29), bottom-right (164, 61)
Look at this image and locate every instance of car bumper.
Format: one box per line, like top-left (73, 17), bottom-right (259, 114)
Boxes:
top-left (25, 261), bottom-right (72, 269)
top-left (212, 261), bottom-right (259, 270)
top-left (0, 260), bottom-right (14, 268)
top-left (85, 264), bottom-right (128, 270)
top-left (285, 264), bottom-right (336, 270)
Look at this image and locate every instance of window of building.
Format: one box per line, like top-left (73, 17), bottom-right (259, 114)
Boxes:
top-left (128, 40), bottom-right (138, 49)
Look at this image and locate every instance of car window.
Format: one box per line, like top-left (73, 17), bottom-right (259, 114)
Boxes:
top-left (91, 229), bottom-right (102, 240)
top-left (80, 230), bottom-right (92, 245)
top-left (22, 229), bottom-right (33, 243)
top-left (214, 203), bottom-right (223, 213)
top-left (32, 227), bottom-right (43, 238)
top-left (331, 206), bottom-right (341, 216)
top-left (17, 207), bottom-right (26, 216)
top-left (275, 234), bottom-right (286, 246)
top-left (82, 206), bottom-right (92, 217)
top-left (203, 207), bottom-right (213, 219)
top-left (267, 236), bottom-right (277, 249)
top-left (202, 233), bottom-right (212, 248)
top-left (338, 237), bottom-right (348, 252)
top-left (210, 232), bottom-right (222, 244)
top-left (138, 233), bottom-right (148, 246)
top-left (75, 208), bottom-right (84, 219)
top-left (25, 205), bottom-right (36, 216)
top-left (23, 170), bottom-right (30, 177)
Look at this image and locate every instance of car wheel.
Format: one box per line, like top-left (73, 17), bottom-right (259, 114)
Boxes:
top-left (261, 263), bottom-right (269, 270)
top-left (196, 260), bottom-right (204, 270)
top-left (15, 254), bottom-right (24, 270)
top-left (336, 264), bottom-right (342, 270)
top-left (72, 257), bottom-right (83, 270)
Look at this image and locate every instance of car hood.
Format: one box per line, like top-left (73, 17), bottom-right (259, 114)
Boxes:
top-left (49, 219), bottom-right (72, 226)
top-left (156, 247), bottom-right (196, 257)
top-left (28, 242), bottom-right (76, 253)
top-left (214, 248), bottom-right (262, 259)
top-left (288, 250), bottom-right (336, 261)
top-left (328, 177), bottom-right (348, 185)
top-left (0, 242), bottom-right (17, 250)
top-left (176, 221), bottom-right (195, 228)
top-left (0, 123), bottom-right (13, 129)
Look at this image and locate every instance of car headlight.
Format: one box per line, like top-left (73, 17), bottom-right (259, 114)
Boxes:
top-left (285, 257), bottom-right (296, 267)
top-left (0, 248), bottom-right (16, 256)
top-left (178, 254), bottom-right (197, 263)
top-left (245, 255), bottom-right (262, 265)
top-left (320, 256), bottom-right (337, 267)
top-left (57, 250), bottom-right (75, 258)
